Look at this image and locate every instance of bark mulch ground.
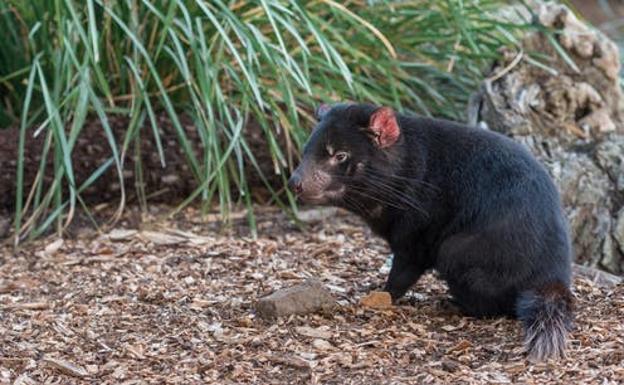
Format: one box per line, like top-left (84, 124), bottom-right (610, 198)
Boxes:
top-left (1, 206), bottom-right (623, 384)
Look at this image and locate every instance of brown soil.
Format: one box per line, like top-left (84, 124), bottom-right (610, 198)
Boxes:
top-left (0, 113), bottom-right (290, 212)
top-left (0, 207), bottom-right (623, 384)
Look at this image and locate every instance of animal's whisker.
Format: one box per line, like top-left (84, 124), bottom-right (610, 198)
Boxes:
top-left (364, 167), bottom-right (440, 193)
top-left (359, 173), bottom-right (435, 201)
top-left (333, 179), bottom-right (419, 209)
top-left (331, 173), bottom-right (430, 214)
top-left (336, 179), bottom-right (429, 216)
top-left (342, 194), bottom-right (369, 217)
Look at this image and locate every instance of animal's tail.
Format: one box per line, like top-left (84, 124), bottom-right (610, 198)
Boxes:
top-left (516, 282), bottom-right (574, 361)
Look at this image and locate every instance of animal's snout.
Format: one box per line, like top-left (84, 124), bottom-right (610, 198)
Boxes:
top-left (288, 164), bottom-right (334, 203)
top-left (288, 172), bottom-right (303, 195)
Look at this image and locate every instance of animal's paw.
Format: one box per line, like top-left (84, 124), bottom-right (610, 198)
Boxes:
top-left (437, 297), bottom-right (462, 315)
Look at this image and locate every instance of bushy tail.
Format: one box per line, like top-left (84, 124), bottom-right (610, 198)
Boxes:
top-left (516, 282), bottom-right (574, 361)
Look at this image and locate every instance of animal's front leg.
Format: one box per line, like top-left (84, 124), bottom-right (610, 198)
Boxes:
top-left (383, 252), bottom-right (426, 302)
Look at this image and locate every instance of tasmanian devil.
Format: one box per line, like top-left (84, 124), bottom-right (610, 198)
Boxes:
top-left (288, 103), bottom-right (574, 361)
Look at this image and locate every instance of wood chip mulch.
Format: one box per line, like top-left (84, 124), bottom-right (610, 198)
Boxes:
top-left (0, 206), bottom-right (623, 384)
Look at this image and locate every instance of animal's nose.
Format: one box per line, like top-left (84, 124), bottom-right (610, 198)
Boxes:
top-left (288, 173), bottom-right (303, 195)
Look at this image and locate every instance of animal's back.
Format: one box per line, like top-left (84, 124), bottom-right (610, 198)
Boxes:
top-left (408, 116), bottom-right (574, 360)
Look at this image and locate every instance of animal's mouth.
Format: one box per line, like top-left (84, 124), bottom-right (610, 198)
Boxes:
top-left (299, 195), bottom-right (326, 204)
top-left (298, 186), bottom-right (345, 204)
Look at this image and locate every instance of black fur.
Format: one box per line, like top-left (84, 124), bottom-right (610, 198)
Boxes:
top-left (289, 103), bottom-right (574, 360)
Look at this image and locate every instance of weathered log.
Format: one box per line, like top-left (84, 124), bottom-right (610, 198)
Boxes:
top-left (470, 2), bottom-right (624, 274)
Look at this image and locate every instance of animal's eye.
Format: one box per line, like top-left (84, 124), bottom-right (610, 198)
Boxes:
top-left (334, 151), bottom-right (349, 163)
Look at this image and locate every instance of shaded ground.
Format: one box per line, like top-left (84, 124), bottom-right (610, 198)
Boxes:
top-left (0, 207), bottom-right (623, 384)
top-left (0, 114), bottom-right (286, 213)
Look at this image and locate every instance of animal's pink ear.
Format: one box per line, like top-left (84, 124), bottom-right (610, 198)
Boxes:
top-left (369, 107), bottom-right (400, 148)
top-left (315, 103), bottom-right (331, 120)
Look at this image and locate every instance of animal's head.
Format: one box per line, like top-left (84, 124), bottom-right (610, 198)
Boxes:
top-left (288, 103), bottom-right (404, 206)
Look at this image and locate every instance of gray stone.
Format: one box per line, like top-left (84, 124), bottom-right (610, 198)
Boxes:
top-left (615, 208), bottom-right (624, 256)
top-left (255, 279), bottom-right (336, 319)
top-left (573, 263), bottom-right (623, 287)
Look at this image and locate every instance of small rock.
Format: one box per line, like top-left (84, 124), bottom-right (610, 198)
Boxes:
top-left (360, 291), bottom-right (392, 309)
top-left (311, 339), bottom-right (333, 351)
top-left (295, 326), bottom-right (333, 339)
top-left (85, 365), bottom-right (99, 375)
top-left (296, 208), bottom-right (339, 223)
top-left (441, 324), bottom-right (459, 332)
top-left (255, 279), bottom-right (336, 319)
top-left (43, 238), bottom-right (64, 256)
top-left (299, 352), bottom-right (317, 361)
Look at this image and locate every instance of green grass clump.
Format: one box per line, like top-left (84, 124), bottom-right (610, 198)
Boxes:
top-left (0, 0), bottom-right (533, 243)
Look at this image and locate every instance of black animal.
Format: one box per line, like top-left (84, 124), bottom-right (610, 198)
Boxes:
top-left (288, 103), bottom-right (574, 361)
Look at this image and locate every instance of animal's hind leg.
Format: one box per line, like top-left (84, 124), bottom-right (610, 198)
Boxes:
top-left (437, 231), bottom-right (528, 318)
top-left (447, 279), bottom-right (517, 318)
